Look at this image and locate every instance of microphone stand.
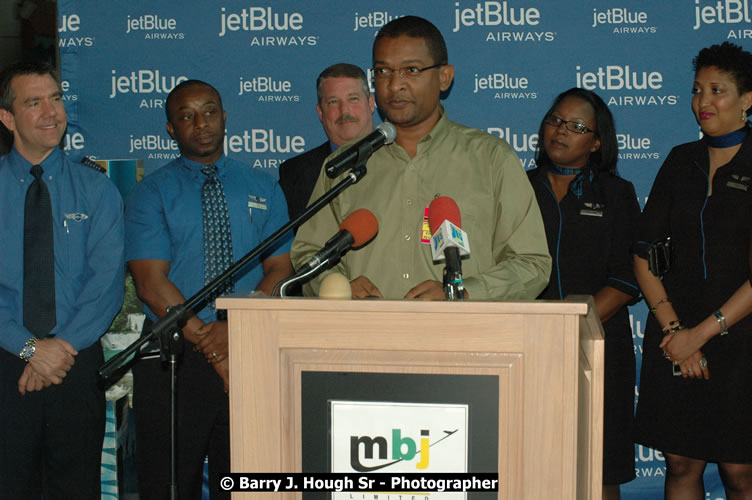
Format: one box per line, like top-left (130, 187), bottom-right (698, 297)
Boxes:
top-left (442, 252), bottom-right (465, 301)
top-left (98, 162), bottom-right (368, 499)
top-left (443, 270), bottom-right (465, 301)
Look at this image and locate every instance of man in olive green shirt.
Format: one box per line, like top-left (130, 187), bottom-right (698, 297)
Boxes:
top-left (291, 16), bottom-right (550, 300)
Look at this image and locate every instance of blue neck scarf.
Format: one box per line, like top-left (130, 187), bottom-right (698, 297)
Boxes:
top-left (705, 125), bottom-right (749, 148)
top-left (549, 164), bottom-right (592, 199)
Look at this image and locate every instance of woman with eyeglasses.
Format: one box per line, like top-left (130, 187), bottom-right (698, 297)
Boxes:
top-left (633, 42), bottom-right (752, 498)
top-left (528, 87), bottom-right (640, 499)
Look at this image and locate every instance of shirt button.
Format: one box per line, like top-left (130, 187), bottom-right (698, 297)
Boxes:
top-left (404, 234), bottom-right (411, 241)
top-left (402, 273), bottom-right (410, 279)
top-left (406, 199), bottom-right (412, 205)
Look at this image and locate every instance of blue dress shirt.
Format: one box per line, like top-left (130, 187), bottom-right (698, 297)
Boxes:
top-left (0, 147), bottom-right (125, 355)
top-left (125, 155), bottom-right (292, 324)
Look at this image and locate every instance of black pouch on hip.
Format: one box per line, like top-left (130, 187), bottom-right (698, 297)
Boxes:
top-left (647, 237), bottom-right (672, 277)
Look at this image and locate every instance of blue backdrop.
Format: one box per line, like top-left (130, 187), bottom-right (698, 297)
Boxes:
top-left (56, 1), bottom-right (752, 498)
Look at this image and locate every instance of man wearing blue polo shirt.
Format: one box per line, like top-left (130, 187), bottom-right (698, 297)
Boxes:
top-left (0, 61), bottom-right (125, 499)
top-left (125, 79), bottom-right (293, 500)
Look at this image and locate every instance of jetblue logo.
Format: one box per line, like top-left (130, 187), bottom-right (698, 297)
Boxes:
top-left (575, 65), bottom-right (679, 106)
top-left (453, 1), bottom-right (541, 31)
top-left (126, 14), bottom-right (177, 32)
top-left (125, 14), bottom-right (185, 40)
top-left (237, 76), bottom-right (300, 102)
top-left (60, 81), bottom-right (77, 103)
top-left (109, 70), bottom-right (188, 99)
top-left (58, 13), bottom-right (94, 47)
top-left (576, 65), bottom-right (663, 91)
top-left (453, 1), bottom-right (556, 42)
top-left (694, 0), bottom-right (752, 29)
top-left (129, 134), bottom-right (178, 153)
top-left (353, 11), bottom-right (405, 31)
top-left (219, 6), bottom-right (303, 35)
top-left (218, 7), bottom-right (318, 46)
top-left (474, 73), bottom-right (537, 100)
top-left (617, 134), bottom-right (661, 160)
top-left (591, 7), bottom-right (657, 34)
top-left (64, 132), bottom-right (85, 151)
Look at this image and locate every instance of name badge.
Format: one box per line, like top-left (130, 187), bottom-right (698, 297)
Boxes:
top-left (420, 207), bottom-right (431, 244)
top-left (580, 202), bottom-right (604, 217)
top-left (727, 174), bottom-right (750, 192)
top-left (579, 209), bottom-right (604, 217)
top-left (727, 181), bottom-right (749, 192)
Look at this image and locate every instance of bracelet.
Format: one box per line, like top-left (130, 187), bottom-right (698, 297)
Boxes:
top-left (714, 310), bottom-right (729, 336)
top-left (662, 319), bottom-right (682, 334)
top-left (19, 337), bottom-right (38, 362)
top-left (649, 297), bottom-right (671, 315)
top-left (669, 325), bottom-right (686, 334)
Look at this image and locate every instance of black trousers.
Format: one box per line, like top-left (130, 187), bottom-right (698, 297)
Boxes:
top-left (0, 342), bottom-right (105, 500)
top-left (133, 344), bottom-right (230, 500)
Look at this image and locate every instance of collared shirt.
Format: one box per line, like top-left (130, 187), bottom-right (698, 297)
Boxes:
top-left (292, 106), bottom-right (551, 299)
top-left (125, 155), bottom-right (292, 323)
top-left (0, 147), bottom-right (125, 355)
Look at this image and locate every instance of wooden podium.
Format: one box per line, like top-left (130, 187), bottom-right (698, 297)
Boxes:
top-left (216, 296), bottom-right (604, 499)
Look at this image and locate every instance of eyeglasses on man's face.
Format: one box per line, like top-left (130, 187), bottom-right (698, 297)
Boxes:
top-left (544, 115), bottom-right (594, 135)
top-left (371, 63), bottom-right (444, 81)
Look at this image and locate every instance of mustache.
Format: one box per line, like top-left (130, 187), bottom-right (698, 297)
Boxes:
top-left (335, 114), bottom-right (359, 125)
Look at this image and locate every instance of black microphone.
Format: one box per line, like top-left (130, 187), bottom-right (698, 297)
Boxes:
top-left (325, 122), bottom-right (397, 178)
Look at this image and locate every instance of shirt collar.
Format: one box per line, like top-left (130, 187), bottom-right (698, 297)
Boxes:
top-left (419, 104), bottom-right (449, 145)
top-left (179, 154), bottom-right (228, 179)
top-left (383, 104), bottom-right (449, 160)
top-left (8, 146), bottom-right (63, 180)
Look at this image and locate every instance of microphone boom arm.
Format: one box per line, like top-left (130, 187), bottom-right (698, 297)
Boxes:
top-left (99, 163), bottom-right (369, 385)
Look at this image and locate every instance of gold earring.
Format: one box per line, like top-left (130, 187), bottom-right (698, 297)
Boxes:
top-left (744, 109), bottom-right (748, 122)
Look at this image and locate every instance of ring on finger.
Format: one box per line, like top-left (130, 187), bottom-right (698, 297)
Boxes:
top-left (212, 352), bottom-right (218, 359)
top-left (699, 357), bottom-right (708, 368)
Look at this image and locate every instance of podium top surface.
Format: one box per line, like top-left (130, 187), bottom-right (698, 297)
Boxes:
top-left (216, 295), bottom-right (592, 316)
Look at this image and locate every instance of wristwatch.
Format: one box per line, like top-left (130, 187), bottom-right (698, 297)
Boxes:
top-left (19, 337), bottom-right (38, 362)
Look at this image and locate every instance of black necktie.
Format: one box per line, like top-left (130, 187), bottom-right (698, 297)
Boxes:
top-left (23, 164), bottom-right (56, 337)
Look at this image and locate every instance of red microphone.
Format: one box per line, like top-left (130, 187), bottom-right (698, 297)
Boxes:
top-left (428, 197), bottom-right (467, 300)
top-left (428, 196), bottom-right (461, 234)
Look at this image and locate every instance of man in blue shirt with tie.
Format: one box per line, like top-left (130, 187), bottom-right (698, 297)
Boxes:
top-left (0, 61), bottom-right (125, 498)
top-left (125, 79), bottom-right (293, 500)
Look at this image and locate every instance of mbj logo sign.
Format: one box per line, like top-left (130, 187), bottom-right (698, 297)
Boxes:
top-left (350, 429), bottom-right (457, 471)
top-left (331, 401), bottom-right (468, 480)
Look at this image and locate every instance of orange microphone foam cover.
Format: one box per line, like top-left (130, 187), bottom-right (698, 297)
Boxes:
top-left (339, 209), bottom-right (379, 248)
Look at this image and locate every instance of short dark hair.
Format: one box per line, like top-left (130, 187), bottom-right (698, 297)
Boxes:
top-left (165, 79), bottom-right (223, 121)
top-left (373, 16), bottom-right (448, 66)
top-left (0, 61), bottom-right (61, 112)
top-left (693, 42), bottom-right (752, 109)
top-left (316, 63), bottom-right (370, 104)
top-left (535, 88), bottom-right (618, 174)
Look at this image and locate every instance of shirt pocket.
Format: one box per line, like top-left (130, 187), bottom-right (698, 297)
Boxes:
top-left (60, 212), bottom-right (89, 277)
